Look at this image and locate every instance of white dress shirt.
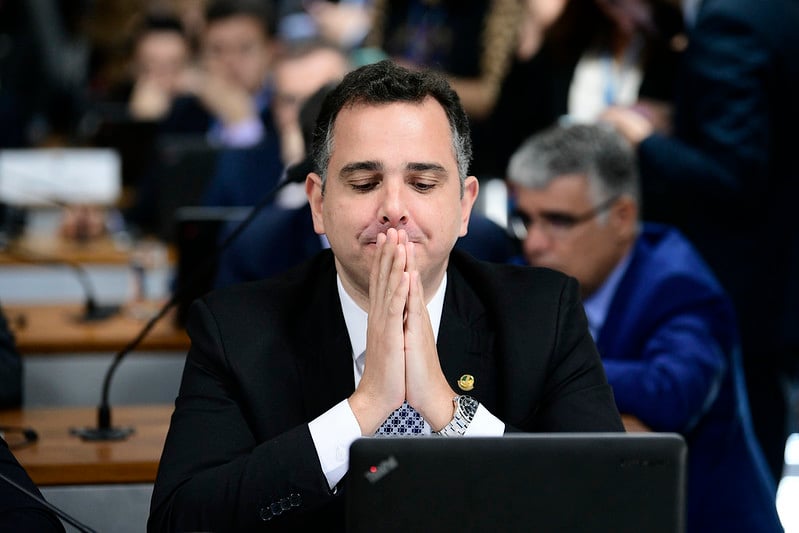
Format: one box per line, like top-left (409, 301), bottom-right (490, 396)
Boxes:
top-left (308, 273), bottom-right (505, 490)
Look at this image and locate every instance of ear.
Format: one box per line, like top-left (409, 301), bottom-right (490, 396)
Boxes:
top-left (458, 176), bottom-right (480, 237)
top-left (611, 195), bottom-right (638, 242)
top-left (306, 173), bottom-right (326, 235)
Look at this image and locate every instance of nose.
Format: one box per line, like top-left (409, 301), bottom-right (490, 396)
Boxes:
top-left (378, 181), bottom-right (409, 227)
top-left (523, 223), bottom-right (552, 263)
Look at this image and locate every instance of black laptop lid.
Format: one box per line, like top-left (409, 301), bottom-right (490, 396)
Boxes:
top-left (347, 433), bottom-right (686, 533)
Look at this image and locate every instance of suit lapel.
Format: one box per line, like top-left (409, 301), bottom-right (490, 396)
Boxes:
top-left (437, 264), bottom-right (498, 411)
top-left (295, 253), bottom-right (356, 419)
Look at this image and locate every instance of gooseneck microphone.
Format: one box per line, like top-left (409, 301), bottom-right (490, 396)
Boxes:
top-left (71, 161), bottom-right (311, 441)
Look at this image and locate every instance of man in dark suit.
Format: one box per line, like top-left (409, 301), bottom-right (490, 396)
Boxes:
top-left (508, 123), bottom-right (783, 533)
top-left (601, 0), bottom-right (799, 482)
top-left (148, 60), bottom-right (623, 531)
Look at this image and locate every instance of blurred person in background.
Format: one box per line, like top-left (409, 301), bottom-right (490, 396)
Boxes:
top-left (477, 0), bottom-right (685, 178)
top-left (124, 14), bottom-right (193, 121)
top-left (601, 0), bottom-right (799, 483)
top-left (270, 39), bottom-right (350, 167)
top-left (364, 0), bottom-right (520, 122)
top-left (160, 0), bottom-right (279, 148)
top-left (0, 0), bottom-right (92, 148)
top-left (201, 38), bottom-right (350, 207)
top-left (507, 123), bottom-right (783, 533)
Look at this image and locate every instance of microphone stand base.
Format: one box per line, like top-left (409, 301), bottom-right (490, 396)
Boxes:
top-left (70, 426), bottom-right (135, 441)
top-left (78, 304), bottom-right (121, 323)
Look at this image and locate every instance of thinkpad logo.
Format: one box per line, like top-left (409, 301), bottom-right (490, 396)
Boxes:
top-left (364, 455), bottom-right (398, 484)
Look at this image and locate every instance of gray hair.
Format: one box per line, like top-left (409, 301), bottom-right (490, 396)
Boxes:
top-left (506, 123), bottom-right (640, 209)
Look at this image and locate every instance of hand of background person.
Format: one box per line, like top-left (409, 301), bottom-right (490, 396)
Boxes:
top-left (304, 1), bottom-right (373, 49)
top-left (186, 68), bottom-right (257, 127)
top-left (128, 77), bottom-right (174, 121)
top-left (600, 105), bottom-right (656, 146)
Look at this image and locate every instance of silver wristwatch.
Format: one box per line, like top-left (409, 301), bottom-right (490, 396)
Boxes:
top-left (434, 395), bottom-right (479, 436)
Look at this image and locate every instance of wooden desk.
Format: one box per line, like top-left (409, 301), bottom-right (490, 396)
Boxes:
top-left (1, 234), bottom-right (132, 265)
top-left (0, 405), bottom-right (172, 486)
top-left (5, 303), bottom-right (189, 354)
top-left (0, 233), bottom-right (175, 266)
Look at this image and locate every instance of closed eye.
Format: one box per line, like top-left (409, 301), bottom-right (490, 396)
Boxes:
top-left (410, 180), bottom-right (436, 192)
top-left (351, 180), bottom-right (379, 192)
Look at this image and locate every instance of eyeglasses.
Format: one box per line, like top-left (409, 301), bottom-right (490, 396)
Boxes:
top-left (507, 195), bottom-right (620, 241)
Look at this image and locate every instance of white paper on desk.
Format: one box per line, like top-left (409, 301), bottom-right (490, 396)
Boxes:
top-left (0, 148), bottom-right (121, 206)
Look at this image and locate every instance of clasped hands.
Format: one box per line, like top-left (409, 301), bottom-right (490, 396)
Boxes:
top-left (348, 228), bottom-right (457, 435)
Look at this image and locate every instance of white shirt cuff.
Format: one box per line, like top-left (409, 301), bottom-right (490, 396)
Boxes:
top-left (308, 398), bottom-right (362, 490)
top-left (463, 404), bottom-right (505, 436)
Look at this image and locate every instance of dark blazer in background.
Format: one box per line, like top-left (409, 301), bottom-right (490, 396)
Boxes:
top-left (149, 249), bottom-right (623, 531)
top-left (634, 0), bottom-right (799, 480)
top-left (596, 224), bottom-right (782, 533)
top-left (213, 205), bottom-right (518, 289)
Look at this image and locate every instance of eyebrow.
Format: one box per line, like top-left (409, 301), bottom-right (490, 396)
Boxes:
top-left (406, 162), bottom-right (447, 174)
top-left (339, 161), bottom-right (383, 179)
top-left (339, 161), bottom-right (448, 179)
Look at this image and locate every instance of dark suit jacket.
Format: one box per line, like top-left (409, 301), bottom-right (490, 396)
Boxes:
top-left (637, 0), bottom-right (799, 351)
top-left (149, 249), bottom-right (623, 531)
top-left (596, 224), bottom-right (782, 533)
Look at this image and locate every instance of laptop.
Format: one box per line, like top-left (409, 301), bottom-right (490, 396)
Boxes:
top-left (347, 433), bottom-right (686, 533)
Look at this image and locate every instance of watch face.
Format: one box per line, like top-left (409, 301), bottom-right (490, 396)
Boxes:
top-left (459, 396), bottom-right (478, 420)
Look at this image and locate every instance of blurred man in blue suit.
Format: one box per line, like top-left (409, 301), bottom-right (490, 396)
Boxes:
top-left (508, 123), bottom-right (782, 533)
top-left (602, 0), bottom-right (799, 481)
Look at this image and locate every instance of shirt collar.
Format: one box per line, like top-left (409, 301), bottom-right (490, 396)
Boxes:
top-left (582, 248), bottom-right (634, 341)
top-left (337, 273), bottom-right (448, 382)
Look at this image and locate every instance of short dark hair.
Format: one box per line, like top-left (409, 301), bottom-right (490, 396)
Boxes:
top-left (310, 60), bottom-right (472, 191)
top-left (128, 13), bottom-right (187, 57)
top-left (205, 0), bottom-right (275, 38)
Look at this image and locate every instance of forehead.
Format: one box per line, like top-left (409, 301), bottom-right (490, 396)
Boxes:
top-left (515, 174), bottom-right (593, 209)
top-left (204, 15), bottom-right (266, 44)
top-left (138, 32), bottom-right (187, 57)
top-left (275, 50), bottom-right (345, 93)
top-left (329, 98), bottom-right (455, 166)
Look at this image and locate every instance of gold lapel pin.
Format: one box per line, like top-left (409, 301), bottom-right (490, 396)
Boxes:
top-left (457, 374), bottom-right (474, 391)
